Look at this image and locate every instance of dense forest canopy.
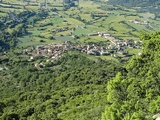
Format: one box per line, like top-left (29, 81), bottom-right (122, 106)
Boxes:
top-left (0, 50), bottom-right (123, 120)
top-left (102, 32), bottom-right (160, 120)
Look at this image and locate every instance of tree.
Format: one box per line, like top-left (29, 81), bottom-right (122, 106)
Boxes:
top-left (102, 32), bottom-right (160, 120)
top-left (102, 72), bottom-right (129, 120)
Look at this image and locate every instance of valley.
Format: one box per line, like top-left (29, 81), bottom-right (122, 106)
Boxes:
top-left (0, 0), bottom-right (160, 120)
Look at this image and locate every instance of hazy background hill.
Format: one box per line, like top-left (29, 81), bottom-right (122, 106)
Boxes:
top-left (108, 0), bottom-right (160, 7)
top-left (107, 0), bottom-right (160, 13)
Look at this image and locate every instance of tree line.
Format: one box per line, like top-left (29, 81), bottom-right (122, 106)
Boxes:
top-left (102, 32), bottom-right (160, 120)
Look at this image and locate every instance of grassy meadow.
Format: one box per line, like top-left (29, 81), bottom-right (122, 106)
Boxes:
top-left (1, 0), bottom-right (160, 55)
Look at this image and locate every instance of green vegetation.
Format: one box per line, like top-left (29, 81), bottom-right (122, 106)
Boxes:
top-left (0, 0), bottom-right (160, 119)
top-left (1, 31), bottom-right (159, 120)
top-left (1, 0), bottom-right (160, 51)
top-left (107, 0), bottom-right (160, 13)
top-left (0, 51), bottom-right (123, 120)
top-left (73, 27), bottom-right (91, 36)
top-left (102, 32), bottom-right (160, 120)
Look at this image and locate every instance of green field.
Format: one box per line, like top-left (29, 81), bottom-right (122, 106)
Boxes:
top-left (73, 27), bottom-right (91, 36)
top-left (17, 36), bottom-right (42, 48)
top-left (125, 48), bottom-right (142, 55)
top-left (1, 0), bottom-right (160, 54)
top-left (17, 35), bottom-right (74, 48)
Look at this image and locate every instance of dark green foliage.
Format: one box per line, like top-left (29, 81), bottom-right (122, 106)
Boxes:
top-left (0, 11), bottom-right (35, 52)
top-left (0, 52), bottom-right (122, 120)
top-left (102, 32), bottom-right (160, 120)
top-left (3, 113), bottom-right (19, 120)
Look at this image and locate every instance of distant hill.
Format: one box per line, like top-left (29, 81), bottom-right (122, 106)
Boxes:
top-left (107, 0), bottom-right (160, 8)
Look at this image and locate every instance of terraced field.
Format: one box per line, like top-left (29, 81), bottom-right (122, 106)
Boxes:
top-left (0, 0), bottom-right (160, 55)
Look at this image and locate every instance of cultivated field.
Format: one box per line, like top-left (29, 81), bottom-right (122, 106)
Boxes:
top-left (1, 0), bottom-right (160, 60)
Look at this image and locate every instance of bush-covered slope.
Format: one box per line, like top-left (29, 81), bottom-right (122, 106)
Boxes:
top-left (0, 51), bottom-right (124, 120)
top-left (102, 32), bottom-right (160, 120)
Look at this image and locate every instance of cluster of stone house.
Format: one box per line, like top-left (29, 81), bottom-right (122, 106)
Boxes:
top-left (25, 39), bottom-right (141, 62)
top-left (104, 33), bottom-right (141, 48)
top-left (27, 41), bottom-right (71, 61)
top-left (23, 31), bottom-right (142, 66)
top-left (128, 20), bottom-right (149, 25)
top-left (26, 41), bottom-right (108, 62)
top-left (72, 44), bottom-right (109, 55)
top-left (88, 31), bottom-right (142, 52)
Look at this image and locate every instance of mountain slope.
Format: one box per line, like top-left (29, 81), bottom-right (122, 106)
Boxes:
top-left (0, 51), bottom-right (123, 120)
top-left (108, 0), bottom-right (160, 7)
top-left (102, 32), bottom-right (160, 120)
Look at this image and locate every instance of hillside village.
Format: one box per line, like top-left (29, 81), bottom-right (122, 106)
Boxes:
top-left (22, 32), bottom-right (142, 68)
top-left (0, 30), bottom-right (142, 70)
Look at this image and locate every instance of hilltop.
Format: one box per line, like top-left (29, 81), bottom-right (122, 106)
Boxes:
top-left (107, 0), bottom-right (160, 12)
top-left (108, 0), bottom-right (160, 7)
